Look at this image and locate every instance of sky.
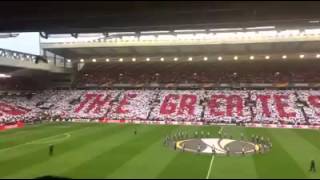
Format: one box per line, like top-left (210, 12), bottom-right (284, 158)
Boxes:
top-left (0, 32), bottom-right (40, 55)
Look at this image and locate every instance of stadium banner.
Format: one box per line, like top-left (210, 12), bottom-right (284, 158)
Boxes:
top-left (84, 84), bottom-right (98, 87)
top-left (219, 83), bottom-right (232, 87)
top-left (112, 83), bottom-right (130, 88)
top-left (165, 83), bottom-right (176, 88)
top-left (232, 83), bottom-right (241, 89)
top-left (177, 83), bottom-right (198, 88)
top-left (101, 83), bottom-right (112, 87)
top-left (80, 82), bottom-right (320, 89)
top-left (71, 119), bottom-right (91, 123)
top-left (201, 83), bottom-right (215, 88)
top-left (133, 120), bottom-right (141, 124)
top-left (239, 83), bottom-right (249, 87)
top-left (245, 123), bottom-right (320, 130)
top-left (135, 83), bottom-right (145, 88)
top-left (273, 82), bottom-right (289, 87)
top-left (100, 119), bottom-right (206, 126)
top-left (74, 118), bottom-right (320, 130)
top-left (0, 121), bottom-right (24, 131)
top-left (293, 83), bottom-right (309, 87)
top-left (99, 119), bottom-right (127, 124)
top-left (192, 121), bottom-right (204, 125)
top-left (310, 83), bottom-right (320, 87)
top-left (248, 83), bottom-right (274, 87)
top-left (164, 120), bottom-right (174, 125)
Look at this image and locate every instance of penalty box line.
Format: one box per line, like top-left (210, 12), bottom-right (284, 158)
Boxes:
top-left (0, 126), bottom-right (89, 152)
top-left (26, 133), bottom-right (71, 145)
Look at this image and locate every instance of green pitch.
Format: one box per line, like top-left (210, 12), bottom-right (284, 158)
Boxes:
top-left (0, 122), bottom-right (320, 179)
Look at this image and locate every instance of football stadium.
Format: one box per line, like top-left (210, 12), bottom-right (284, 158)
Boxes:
top-left (2, 1), bottom-right (320, 179)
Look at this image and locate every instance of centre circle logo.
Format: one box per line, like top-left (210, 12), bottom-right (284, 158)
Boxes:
top-left (165, 137), bottom-right (271, 156)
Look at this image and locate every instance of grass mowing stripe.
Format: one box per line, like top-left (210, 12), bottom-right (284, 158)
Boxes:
top-left (211, 126), bottom-right (258, 179)
top-left (157, 149), bottom-right (211, 179)
top-left (0, 123), bottom-right (50, 137)
top-left (4, 123), bottom-right (320, 179)
top-left (26, 133), bottom-right (71, 145)
top-left (0, 124), bottom-right (90, 162)
top-left (0, 125), bottom-right (97, 178)
top-left (63, 125), bottom-right (173, 179)
top-left (0, 124), bottom-right (89, 152)
top-left (0, 122), bottom-right (79, 137)
top-left (271, 128), bottom-right (320, 179)
top-left (246, 128), bottom-right (307, 179)
top-left (0, 126), bottom-right (91, 177)
top-left (156, 126), bottom-right (218, 179)
top-left (10, 124), bottom-right (139, 179)
top-left (292, 129), bottom-right (320, 151)
top-left (0, 123), bottom-right (94, 149)
top-left (3, 124), bottom-right (130, 179)
top-left (0, 127), bottom-right (72, 148)
top-left (293, 128), bottom-right (320, 179)
top-left (107, 126), bottom-right (187, 179)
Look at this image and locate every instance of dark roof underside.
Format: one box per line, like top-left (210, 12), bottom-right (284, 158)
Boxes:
top-left (1, 1), bottom-right (320, 33)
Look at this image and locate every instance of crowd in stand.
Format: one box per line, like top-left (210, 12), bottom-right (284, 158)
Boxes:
top-left (77, 61), bottom-right (320, 86)
top-left (1, 90), bottom-right (320, 126)
top-left (251, 90), bottom-right (305, 125)
top-left (297, 91), bottom-right (320, 125)
top-left (79, 71), bottom-right (320, 86)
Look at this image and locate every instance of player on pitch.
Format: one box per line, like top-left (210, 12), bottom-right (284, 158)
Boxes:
top-left (310, 159), bottom-right (316, 173)
top-left (49, 144), bottom-right (54, 157)
top-left (212, 145), bottom-right (216, 155)
top-left (226, 146), bottom-right (230, 156)
top-left (242, 145), bottom-right (245, 156)
top-left (218, 130), bottom-right (222, 139)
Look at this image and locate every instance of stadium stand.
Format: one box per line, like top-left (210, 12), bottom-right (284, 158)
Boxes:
top-left (1, 90), bottom-right (320, 126)
top-left (0, 48), bottom-right (45, 64)
top-left (76, 61), bottom-right (320, 86)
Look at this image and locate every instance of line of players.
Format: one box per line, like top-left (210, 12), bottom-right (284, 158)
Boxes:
top-left (164, 130), bottom-right (273, 156)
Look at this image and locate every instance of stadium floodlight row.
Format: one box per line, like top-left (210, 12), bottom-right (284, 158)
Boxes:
top-left (73, 53), bottom-right (320, 63)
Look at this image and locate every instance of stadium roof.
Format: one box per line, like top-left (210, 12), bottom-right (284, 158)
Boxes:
top-left (42, 41), bottom-right (320, 61)
top-left (1, 1), bottom-right (320, 33)
top-left (41, 27), bottom-right (320, 60)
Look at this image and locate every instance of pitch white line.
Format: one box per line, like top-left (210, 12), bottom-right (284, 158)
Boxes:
top-left (0, 126), bottom-right (89, 152)
top-left (206, 154), bottom-right (215, 179)
top-left (218, 126), bottom-right (224, 134)
top-left (0, 142), bottom-right (26, 153)
top-left (26, 133), bottom-right (71, 145)
top-left (205, 126), bottom-right (223, 179)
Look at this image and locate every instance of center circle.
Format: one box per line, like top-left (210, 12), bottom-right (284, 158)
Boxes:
top-left (174, 138), bottom-right (270, 156)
